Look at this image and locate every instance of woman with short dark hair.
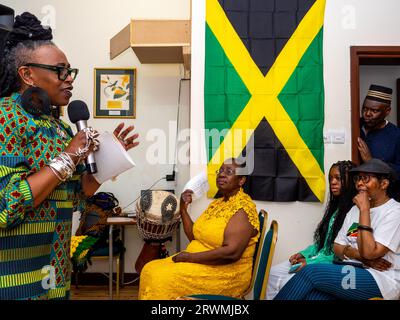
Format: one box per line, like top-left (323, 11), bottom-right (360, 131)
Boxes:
top-left (139, 159), bottom-right (259, 300)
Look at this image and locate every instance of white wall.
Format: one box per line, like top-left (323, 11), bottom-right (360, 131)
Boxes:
top-left (5, 0), bottom-right (400, 273)
top-left (190, 0), bottom-right (400, 265)
top-left (2, 0), bottom-right (191, 273)
top-left (360, 66), bottom-right (399, 125)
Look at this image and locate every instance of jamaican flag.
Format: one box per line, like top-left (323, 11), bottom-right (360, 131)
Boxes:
top-left (205, 0), bottom-right (326, 202)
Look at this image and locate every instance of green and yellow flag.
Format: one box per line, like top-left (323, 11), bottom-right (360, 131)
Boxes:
top-left (205, 0), bottom-right (326, 202)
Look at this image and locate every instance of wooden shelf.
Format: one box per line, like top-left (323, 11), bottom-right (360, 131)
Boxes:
top-left (110, 19), bottom-right (191, 76)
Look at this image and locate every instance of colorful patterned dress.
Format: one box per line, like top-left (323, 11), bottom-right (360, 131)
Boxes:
top-left (0, 92), bottom-right (83, 299)
top-left (138, 189), bottom-right (260, 300)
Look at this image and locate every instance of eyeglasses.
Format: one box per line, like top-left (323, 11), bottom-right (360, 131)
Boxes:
top-left (24, 63), bottom-right (79, 81)
top-left (216, 168), bottom-right (236, 176)
top-left (353, 174), bottom-right (377, 184)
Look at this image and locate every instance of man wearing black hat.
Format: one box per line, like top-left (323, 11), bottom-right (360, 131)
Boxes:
top-left (358, 84), bottom-right (400, 200)
top-left (274, 158), bottom-right (400, 301)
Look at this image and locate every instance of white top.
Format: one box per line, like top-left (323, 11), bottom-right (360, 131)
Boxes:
top-left (334, 199), bottom-right (400, 300)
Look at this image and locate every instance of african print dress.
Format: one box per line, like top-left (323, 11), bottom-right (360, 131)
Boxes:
top-left (0, 92), bottom-right (83, 299)
top-left (138, 189), bottom-right (260, 300)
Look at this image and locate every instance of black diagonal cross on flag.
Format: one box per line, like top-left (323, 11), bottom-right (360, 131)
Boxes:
top-left (205, 0), bottom-right (326, 202)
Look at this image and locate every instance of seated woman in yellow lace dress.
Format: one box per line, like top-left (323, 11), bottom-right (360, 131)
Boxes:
top-left (138, 159), bottom-right (260, 300)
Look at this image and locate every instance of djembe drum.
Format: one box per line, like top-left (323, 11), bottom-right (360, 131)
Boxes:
top-left (134, 190), bottom-right (181, 274)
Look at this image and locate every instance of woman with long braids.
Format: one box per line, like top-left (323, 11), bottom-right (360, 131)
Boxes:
top-left (266, 160), bottom-right (356, 300)
top-left (275, 159), bottom-right (400, 300)
top-left (0, 12), bottom-right (138, 299)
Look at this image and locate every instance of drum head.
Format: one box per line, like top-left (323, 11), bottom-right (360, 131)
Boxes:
top-left (138, 190), bottom-right (179, 223)
top-left (136, 190), bottom-right (181, 242)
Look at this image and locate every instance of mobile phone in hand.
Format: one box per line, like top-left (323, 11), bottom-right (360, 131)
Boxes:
top-left (288, 262), bottom-right (303, 274)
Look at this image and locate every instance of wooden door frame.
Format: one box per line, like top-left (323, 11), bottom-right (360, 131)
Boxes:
top-left (350, 46), bottom-right (400, 164)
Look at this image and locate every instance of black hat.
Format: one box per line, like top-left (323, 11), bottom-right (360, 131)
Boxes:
top-left (350, 158), bottom-right (396, 180)
top-left (0, 4), bottom-right (14, 31)
top-left (0, 5), bottom-right (14, 58)
top-left (365, 84), bottom-right (393, 104)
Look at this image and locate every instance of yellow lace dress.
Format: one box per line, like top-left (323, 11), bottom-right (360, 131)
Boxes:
top-left (138, 189), bottom-right (259, 300)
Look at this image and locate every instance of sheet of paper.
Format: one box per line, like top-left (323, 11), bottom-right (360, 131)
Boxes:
top-left (92, 131), bottom-right (135, 184)
top-left (183, 171), bottom-right (210, 200)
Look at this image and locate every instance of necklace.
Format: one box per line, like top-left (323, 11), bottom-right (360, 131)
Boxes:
top-left (50, 116), bottom-right (68, 140)
top-left (56, 126), bottom-right (68, 139)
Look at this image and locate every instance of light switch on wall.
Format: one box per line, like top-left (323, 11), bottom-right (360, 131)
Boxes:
top-left (323, 130), bottom-right (346, 144)
top-left (323, 133), bottom-right (332, 144)
top-left (331, 131), bottom-right (346, 144)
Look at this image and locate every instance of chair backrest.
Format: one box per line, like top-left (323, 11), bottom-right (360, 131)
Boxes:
top-left (253, 219), bottom-right (278, 300)
top-left (254, 210), bottom-right (266, 260)
top-left (243, 209), bottom-right (268, 298)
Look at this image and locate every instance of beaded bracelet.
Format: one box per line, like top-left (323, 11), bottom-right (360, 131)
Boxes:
top-left (69, 127), bottom-right (100, 161)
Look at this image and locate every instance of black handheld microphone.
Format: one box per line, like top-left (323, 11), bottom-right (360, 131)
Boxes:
top-left (67, 100), bottom-right (97, 174)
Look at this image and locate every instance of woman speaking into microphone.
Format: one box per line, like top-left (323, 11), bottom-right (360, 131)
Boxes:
top-left (0, 12), bottom-right (138, 300)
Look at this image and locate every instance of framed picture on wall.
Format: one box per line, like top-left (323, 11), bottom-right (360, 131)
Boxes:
top-left (94, 68), bottom-right (136, 118)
